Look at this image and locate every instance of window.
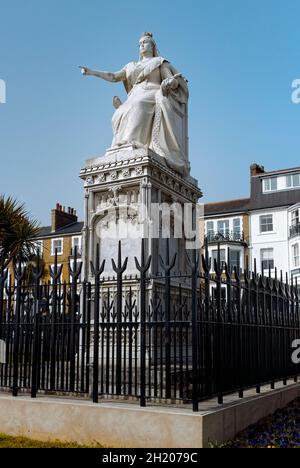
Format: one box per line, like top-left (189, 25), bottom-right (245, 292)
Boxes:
top-left (51, 238), bottom-right (63, 256)
top-left (50, 264), bottom-right (62, 284)
top-left (212, 287), bottom-right (226, 302)
top-left (260, 214), bottom-right (273, 233)
top-left (286, 174), bottom-right (300, 189)
top-left (263, 177), bottom-right (277, 192)
top-left (69, 259), bottom-right (82, 283)
top-left (228, 249), bottom-right (241, 272)
top-left (72, 236), bottom-right (82, 255)
top-left (292, 244), bottom-right (300, 268)
top-left (217, 220), bottom-right (229, 237)
top-left (211, 249), bottom-right (226, 269)
top-left (292, 209), bottom-right (299, 227)
top-left (33, 240), bottom-right (43, 255)
top-left (261, 248), bottom-right (274, 271)
top-left (233, 218), bottom-right (241, 240)
top-left (206, 221), bottom-right (214, 240)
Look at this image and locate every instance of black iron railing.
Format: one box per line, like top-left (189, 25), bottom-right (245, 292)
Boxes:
top-left (206, 231), bottom-right (245, 243)
top-left (0, 242), bottom-right (299, 411)
top-left (290, 223), bottom-right (300, 239)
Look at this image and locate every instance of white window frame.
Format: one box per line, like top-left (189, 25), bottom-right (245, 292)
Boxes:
top-left (263, 177), bottom-right (278, 193)
top-left (286, 174), bottom-right (300, 189)
top-left (228, 249), bottom-right (241, 271)
top-left (50, 264), bottom-right (62, 284)
top-left (69, 259), bottom-right (82, 283)
top-left (260, 214), bottom-right (273, 233)
top-left (72, 236), bottom-right (82, 255)
top-left (34, 240), bottom-right (44, 255)
top-left (212, 286), bottom-right (227, 301)
top-left (211, 248), bottom-right (226, 269)
top-left (292, 244), bottom-right (300, 268)
top-left (206, 221), bottom-right (214, 240)
top-left (51, 238), bottom-right (64, 256)
top-left (233, 218), bottom-right (241, 240)
top-left (260, 248), bottom-right (274, 271)
top-left (291, 209), bottom-right (299, 227)
top-left (217, 220), bottom-right (230, 237)
top-left (233, 218), bottom-right (241, 231)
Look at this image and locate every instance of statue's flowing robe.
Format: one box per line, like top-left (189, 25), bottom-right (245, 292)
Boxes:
top-left (111, 57), bottom-right (189, 176)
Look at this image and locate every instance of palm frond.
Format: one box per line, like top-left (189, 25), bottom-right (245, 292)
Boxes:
top-left (0, 195), bottom-right (40, 270)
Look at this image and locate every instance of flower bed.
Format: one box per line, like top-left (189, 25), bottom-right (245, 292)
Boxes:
top-left (212, 398), bottom-right (300, 448)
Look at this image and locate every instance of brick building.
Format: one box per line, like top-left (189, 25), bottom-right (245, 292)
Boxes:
top-left (34, 204), bottom-right (83, 283)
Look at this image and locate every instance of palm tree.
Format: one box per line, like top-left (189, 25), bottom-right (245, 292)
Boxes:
top-left (0, 195), bottom-right (40, 272)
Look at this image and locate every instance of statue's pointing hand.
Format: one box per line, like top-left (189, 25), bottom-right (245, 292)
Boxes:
top-left (79, 66), bottom-right (90, 76)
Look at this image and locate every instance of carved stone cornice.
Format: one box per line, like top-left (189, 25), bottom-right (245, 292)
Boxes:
top-left (80, 147), bottom-right (202, 203)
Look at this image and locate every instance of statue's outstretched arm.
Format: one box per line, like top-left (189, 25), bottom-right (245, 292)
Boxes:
top-left (79, 66), bottom-right (126, 83)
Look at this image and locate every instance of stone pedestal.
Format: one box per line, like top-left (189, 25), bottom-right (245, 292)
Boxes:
top-left (80, 145), bottom-right (202, 282)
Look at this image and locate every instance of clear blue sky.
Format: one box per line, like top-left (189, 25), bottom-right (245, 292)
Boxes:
top-left (1, 0), bottom-right (299, 225)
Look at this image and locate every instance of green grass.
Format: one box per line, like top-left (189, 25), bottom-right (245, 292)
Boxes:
top-left (0, 433), bottom-right (105, 448)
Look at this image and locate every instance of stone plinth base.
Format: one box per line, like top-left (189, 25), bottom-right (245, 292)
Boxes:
top-left (80, 146), bottom-right (202, 281)
top-left (0, 379), bottom-right (299, 447)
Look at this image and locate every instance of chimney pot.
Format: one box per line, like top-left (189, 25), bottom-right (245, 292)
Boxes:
top-left (51, 203), bottom-right (78, 232)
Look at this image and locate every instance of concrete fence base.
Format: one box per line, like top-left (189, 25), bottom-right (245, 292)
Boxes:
top-left (0, 379), bottom-right (300, 448)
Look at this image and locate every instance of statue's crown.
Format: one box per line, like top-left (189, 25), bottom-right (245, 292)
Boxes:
top-left (140, 32), bottom-right (153, 39)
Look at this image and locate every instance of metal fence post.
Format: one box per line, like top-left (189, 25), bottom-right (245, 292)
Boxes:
top-left (90, 244), bottom-right (105, 403)
top-left (69, 247), bottom-right (82, 392)
top-left (202, 239), bottom-right (212, 398)
top-left (253, 260), bottom-right (261, 394)
top-left (31, 251), bottom-right (43, 398)
top-left (49, 250), bottom-right (63, 391)
top-left (12, 259), bottom-right (25, 397)
top-left (112, 242), bottom-right (128, 396)
top-left (214, 244), bottom-right (223, 404)
top-left (191, 248), bottom-right (199, 412)
top-left (135, 239), bottom-right (151, 407)
top-left (0, 268), bottom-right (7, 340)
top-left (159, 240), bottom-right (177, 400)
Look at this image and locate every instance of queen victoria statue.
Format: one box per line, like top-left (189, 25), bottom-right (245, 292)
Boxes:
top-left (80, 32), bottom-right (190, 177)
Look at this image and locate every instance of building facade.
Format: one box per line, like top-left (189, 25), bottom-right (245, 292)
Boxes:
top-left (249, 164), bottom-right (300, 283)
top-left (204, 198), bottom-right (250, 274)
top-left (204, 164), bottom-right (300, 284)
top-left (33, 204), bottom-right (83, 284)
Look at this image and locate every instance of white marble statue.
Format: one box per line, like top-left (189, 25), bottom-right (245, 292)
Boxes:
top-left (80, 32), bottom-right (190, 176)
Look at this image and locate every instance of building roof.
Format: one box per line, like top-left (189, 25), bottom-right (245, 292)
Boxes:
top-left (204, 198), bottom-right (250, 216)
top-left (253, 166), bottom-right (300, 178)
top-left (204, 164), bottom-right (300, 217)
top-left (36, 221), bottom-right (84, 238)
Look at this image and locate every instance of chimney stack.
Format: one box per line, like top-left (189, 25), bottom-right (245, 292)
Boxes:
top-left (51, 203), bottom-right (78, 232)
top-left (250, 163), bottom-right (265, 177)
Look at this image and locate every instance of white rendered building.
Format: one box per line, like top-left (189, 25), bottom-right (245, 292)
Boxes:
top-left (204, 164), bottom-right (300, 285)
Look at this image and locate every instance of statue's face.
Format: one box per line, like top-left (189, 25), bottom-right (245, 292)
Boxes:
top-left (139, 36), bottom-right (154, 56)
